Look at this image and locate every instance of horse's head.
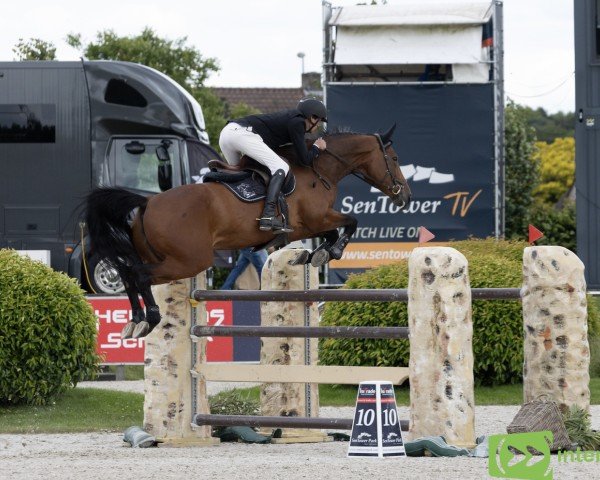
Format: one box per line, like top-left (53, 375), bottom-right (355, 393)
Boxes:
top-left (323, 125), bottom-right (412, 209)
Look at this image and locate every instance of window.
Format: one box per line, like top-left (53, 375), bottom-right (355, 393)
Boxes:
top-left (113, 138), bottom-right (179, 193)
top-left (105, 79), bottom-right (147, 108)
top-left (0, 104), bottom-right (56, 143)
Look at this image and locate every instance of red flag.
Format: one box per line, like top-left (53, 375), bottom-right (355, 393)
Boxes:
top-left (528, 224), bottom-right (544, 244)
top-left (418, 226), bottom-right (435, 244)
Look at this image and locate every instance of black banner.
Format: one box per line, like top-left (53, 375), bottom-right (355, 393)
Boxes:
top-left (325, 84), bottom-right (496, 283)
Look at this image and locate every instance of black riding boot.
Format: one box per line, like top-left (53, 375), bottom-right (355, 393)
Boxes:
top-left (258, 169), bottom-right (293, 234)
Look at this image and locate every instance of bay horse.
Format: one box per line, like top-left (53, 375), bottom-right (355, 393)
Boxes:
top-left (85, 125), bottom-right (412, 339)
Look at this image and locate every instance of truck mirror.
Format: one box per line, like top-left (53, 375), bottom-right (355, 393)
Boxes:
top-left (158, 163), bottom-right (172, 191)
top-left (125, 141), bottom-right (145, 154)
top-left (156, 145), bottom-right (170, 162)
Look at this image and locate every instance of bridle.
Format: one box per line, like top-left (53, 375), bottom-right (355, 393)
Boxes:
top-left (319, 134), bottom-right (406, 200)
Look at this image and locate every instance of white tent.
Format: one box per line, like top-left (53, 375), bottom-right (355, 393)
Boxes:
top-left (328, 0), bottom-right (495, 83)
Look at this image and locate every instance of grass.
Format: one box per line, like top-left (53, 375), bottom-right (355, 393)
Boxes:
top-left (0, 388), bottom-right (143, 434)
top-left (2, 379), bottom-right (599, 434)
top-left (230, 382), bottom-right (573, 407)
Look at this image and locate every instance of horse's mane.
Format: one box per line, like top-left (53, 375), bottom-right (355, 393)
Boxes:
top-left (275, 128), bottom-right (367, 166)
top-left (323, 127), bottom-right (366, 137)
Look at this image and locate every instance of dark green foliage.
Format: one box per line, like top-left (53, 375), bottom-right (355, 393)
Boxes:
top-left (563, 405), bottom-right (600, 450)
top-left (319, 239), bottom-right (600, 386)
top-left (521, 107), bottom-right (575, 143)
top-left (13, 38), bottom-right (56, 60)
top-left (505, 101), bottom-right (540, 239)
top-left (527, 201), bottom-right (576, 252)
top-left (67, 28), bottom-right (218, 90)
top-left (194, 87), bottom-right (261, 150)
top-left (0, 250), bottom-right (99, 405)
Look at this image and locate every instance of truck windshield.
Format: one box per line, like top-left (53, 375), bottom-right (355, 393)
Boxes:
top-left (113, 138), bottom-right (180, 193)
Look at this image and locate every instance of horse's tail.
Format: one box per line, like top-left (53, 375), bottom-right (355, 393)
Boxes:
top-left (84, 187), bottom-right (149, 284)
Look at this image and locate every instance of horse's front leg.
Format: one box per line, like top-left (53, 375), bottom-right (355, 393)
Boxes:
top-left (327, 216), bottom-right (357, 260)
top-left (308, 211), bottom-right (358, 267)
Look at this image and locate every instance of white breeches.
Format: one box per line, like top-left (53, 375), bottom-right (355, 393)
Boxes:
top-left (219, 122), bottom-right (290, 175)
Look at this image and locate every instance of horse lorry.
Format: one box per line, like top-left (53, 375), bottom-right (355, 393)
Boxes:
top-left (0, 60), bottom-right (222, 293)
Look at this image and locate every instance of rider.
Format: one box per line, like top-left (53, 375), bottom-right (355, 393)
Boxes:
top-left (218, 98), bottom-right (327, 233)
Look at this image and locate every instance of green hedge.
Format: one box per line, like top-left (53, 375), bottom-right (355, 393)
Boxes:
top-left (527, 201), bottom-right (576, 253)
top-left (319, 239), bottom-right (600, 386)
top-left (0, 250), bottom-right (99, 405)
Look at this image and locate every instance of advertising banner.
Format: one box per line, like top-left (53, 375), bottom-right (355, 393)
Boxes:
top-left (326, 84), bottom-right (497, 283)
top-left (91, 296), bottom-right (239, 364)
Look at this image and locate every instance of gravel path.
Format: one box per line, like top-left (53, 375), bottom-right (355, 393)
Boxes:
top-left (1, 381), bottom-right (598, 479)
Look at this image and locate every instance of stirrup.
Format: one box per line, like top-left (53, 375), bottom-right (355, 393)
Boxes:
top-left (257, 216), bottom-right (293, 234)
top-left (273, 213), bottom-right (293, 233)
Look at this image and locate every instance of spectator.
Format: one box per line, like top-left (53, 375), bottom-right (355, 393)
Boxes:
top-left (220, 247), bottom-right (268, 290)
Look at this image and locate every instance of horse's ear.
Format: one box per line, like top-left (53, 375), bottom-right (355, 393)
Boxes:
top-left (380, 123), bottom-right (397, 145)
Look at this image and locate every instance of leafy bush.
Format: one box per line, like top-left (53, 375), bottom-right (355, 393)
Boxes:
top-left (533, 137), bottom-right (575, 205)
top-left (209, 389), bottom-right (259, 416)
top-left (0, 250), bottom-right (99, 405)
top-left (209, 389), bottom-right (259, 436)
top-left (564, 405), bottom-right (600, 450)
top-left (527, 201), bottom-right (576, 253)
top-left (319, 239), bottom-right (600, 386)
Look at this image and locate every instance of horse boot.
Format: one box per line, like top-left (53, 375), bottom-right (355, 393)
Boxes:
top-left (258, 169), bottom-right (293, 234)
top-left (328, 233), bottom-right (350, 260)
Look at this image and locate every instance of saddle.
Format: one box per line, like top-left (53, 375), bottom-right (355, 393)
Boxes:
top-left (203, 156), bottom-right (296, 203)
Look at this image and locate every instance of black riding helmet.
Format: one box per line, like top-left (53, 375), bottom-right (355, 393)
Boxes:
top-left (297, 98), bottom-right (327, 122)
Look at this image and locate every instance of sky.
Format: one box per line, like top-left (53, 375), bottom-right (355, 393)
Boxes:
top-left (0, 0), bottom-right (575, 113)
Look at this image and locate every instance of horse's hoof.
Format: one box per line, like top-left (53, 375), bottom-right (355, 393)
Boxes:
top-left (132, 321), bottom-right (150, 339)
top-left (289, 250), bottom-right (310, 265)
top-left (328, 247), bottom-right (344, 260)
top-left (310, 249), bottom-right (330, 267)
top-left (121, 322), bottom-right (135, 339)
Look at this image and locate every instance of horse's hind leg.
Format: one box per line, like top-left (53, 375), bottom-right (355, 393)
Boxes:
top-left (133, 283), bottom-right (161, 339)
top-left (121, 273), bottom-right (145, 340)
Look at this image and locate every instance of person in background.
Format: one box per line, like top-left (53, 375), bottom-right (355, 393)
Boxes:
top-left (220, 247), bottom-right (268, 290)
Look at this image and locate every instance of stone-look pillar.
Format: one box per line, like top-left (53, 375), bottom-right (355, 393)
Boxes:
top-left (260, 249), bottom-right (328, 443)
top-left (408, 247), bottom-right (475, 447)
top-left (522, 246), bottom-right (590, 411)
top-left (143, 274), bottom-right (218, 446)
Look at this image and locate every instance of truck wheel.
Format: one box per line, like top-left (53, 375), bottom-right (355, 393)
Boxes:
top-left (87, 255), bottom-right (126, 294)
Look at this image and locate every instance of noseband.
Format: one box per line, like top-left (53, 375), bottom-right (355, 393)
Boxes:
top-left (322, 135), bottom-right (406, 203)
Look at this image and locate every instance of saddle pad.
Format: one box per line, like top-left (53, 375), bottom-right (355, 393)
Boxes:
top-left (204, 171), bottom-right (296, 203)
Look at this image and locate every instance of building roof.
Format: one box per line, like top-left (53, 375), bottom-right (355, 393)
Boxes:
top-left (211, 87), bottom-right (305, 114)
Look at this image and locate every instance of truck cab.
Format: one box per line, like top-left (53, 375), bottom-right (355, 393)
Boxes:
top-left (0, 60), bottom-right (221, 293)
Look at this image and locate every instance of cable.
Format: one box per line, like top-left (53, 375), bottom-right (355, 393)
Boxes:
top-left (506, 73), bottom-right (574, 99)
top-left (80, 222), bottom-right (98, 294)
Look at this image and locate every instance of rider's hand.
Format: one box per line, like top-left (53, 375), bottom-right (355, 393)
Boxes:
top-left (314, 138), bottom-right (326, 151)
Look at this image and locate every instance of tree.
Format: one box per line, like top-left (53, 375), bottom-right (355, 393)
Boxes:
top-left (504, 101), bottom-right (540, 238)
top-left (520, 106), bottom-right (575, 143)
top-left (67, 28), bottom-right (218, 91)
top-left (13, 38), bottom-right (56, 60)
top-left (533, 137), bottom-right (575, 206)
top-left (194, 88), bottom-right (261, 150)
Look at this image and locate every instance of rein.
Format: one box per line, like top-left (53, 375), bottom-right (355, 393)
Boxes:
top-left (319, 134), bottom-right (405, 197)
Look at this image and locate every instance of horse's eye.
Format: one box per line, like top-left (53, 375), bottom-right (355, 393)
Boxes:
top-left (393, 156), bottom-right (398, 162)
